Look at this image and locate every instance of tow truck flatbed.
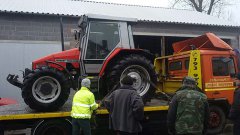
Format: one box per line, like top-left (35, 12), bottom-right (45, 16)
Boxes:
top-left (0, 99), bottom-right (168, 120)
top-left (0, 98), bottom-right (169, 135)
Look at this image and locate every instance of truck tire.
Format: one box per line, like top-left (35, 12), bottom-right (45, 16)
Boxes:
top-left (108, 54), bottom-right (157, 102)
top-left (31, 119), bottom-right (71, 135)
top-left (22, 67), bottom-right (70, 111)
top-left (208, 105), bottom-right (226, 134)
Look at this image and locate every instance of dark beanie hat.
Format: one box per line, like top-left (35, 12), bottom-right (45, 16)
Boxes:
top-left (182, 76), bottom-right (196, 87)
top-left (121, 75), bottom-right (134, 85)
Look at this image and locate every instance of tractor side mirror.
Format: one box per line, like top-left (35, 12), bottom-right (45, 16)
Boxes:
top-left (78, 15), bottom-right (88, 29)
top-left (73, 29), bottom-right (81, 41)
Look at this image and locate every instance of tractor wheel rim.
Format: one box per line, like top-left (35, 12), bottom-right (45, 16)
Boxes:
top-left (121, 65), bottom-right (150, 96)
top-left (32, 76), bottom-right (61, 103)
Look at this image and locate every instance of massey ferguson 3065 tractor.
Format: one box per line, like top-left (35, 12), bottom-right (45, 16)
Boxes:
top-left (7, 14), bottom-right (157, 111)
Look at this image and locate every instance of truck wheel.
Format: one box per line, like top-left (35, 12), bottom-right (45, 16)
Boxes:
top-left (208, 105), bottom-right (226, 134)
top-left (31, 119), bottom-right (71, 135)
top-left (108, 54), bottom-right (157, 102)
top-left (22, 67), bottom-right (70, 111)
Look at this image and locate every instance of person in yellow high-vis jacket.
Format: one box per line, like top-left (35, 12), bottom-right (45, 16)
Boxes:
top-left (71, 78), bottom-right (98, 135)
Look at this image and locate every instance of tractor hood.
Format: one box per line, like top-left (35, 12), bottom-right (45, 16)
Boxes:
top-left (32, 48), bottom-right (80, 69)
top-left (173, 33), bottom-right (233, 53)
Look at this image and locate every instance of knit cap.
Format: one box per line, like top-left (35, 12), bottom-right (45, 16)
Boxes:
top-left (182, 76), bottom-right (196, 88)
top-left (81, 78), bottom-right (91, 88)
top-left (121, 75), bottom-right (135, 86)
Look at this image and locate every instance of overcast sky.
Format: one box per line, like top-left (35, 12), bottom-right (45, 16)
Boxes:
top-left (89, 0), bottom-right (240, 25)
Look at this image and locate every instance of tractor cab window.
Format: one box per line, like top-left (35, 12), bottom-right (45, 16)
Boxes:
top-left (212, 57), bottom-right (235, 76)
top-left (86, 22), bottom-right (120, 59)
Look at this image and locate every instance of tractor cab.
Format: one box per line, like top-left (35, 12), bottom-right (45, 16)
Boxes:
top-left (75, 14), bottom-right (137, 76)
top-left (72, 14), bottom-right (140, 96)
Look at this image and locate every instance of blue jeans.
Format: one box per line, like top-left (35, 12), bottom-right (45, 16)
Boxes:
top-left (72, 118), bottom-right (91, 135)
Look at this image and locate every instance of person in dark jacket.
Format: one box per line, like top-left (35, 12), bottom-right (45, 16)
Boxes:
top-left (167, 76), bottom-right (209, 135)
top-left (229, 83), bottom-right (240, 135)
top-left (103, 75), bottom-right (144, 135)
top-left (71, 78), bottom-right (98, 135)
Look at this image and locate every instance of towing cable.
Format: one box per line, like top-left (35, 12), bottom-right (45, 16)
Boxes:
top-left (140, 75), bottom-right (172, 102)
top-left (99, 74), bottom-right (172, 106)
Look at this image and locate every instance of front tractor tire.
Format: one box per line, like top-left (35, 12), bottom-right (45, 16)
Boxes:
top-left (108, 54), bottom-right (157, 102)
top-left (22, 67), bottom-right (70, 111)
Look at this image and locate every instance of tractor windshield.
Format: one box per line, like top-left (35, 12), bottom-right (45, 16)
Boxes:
top-left (85, 22), bottom-right (120, 59)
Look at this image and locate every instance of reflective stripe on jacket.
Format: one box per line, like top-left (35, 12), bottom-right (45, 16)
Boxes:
top-left (71, 87), bottom-right (98, 119)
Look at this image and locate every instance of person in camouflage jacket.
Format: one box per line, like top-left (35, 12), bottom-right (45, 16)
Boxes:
top-left (167, 76), bottom-right (209, 135)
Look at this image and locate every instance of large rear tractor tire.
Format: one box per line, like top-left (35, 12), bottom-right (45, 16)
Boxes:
top-left (108, 54), bottom-right (157, 102)
top-left (22, 67), bottom-right (70, 111)
top-left (208, 105), bottom-right (226, 134)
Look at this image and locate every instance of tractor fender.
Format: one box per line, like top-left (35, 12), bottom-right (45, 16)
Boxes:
top-left (99, 48), bottom-right (154, 77)
top-left (45, 61), bottom-right (76, 89)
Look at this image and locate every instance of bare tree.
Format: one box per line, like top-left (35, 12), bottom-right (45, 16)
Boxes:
top-left (169, 0), bottom-right (231, 16)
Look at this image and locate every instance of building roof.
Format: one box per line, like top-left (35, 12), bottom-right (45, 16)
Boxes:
top-left (0, 0), bottom-right (239, 27)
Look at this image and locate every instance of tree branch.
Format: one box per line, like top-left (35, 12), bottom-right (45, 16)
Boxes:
top-left (170, 0), bottom-right (182, 8)
top-left (199, 0), bottom-right (203, 10)
top-left (207, 0), bottom-right (215, 15)
top-left (189, 0), bottom-right (202, 12)
top-left (169, 0), bottom-right (234, 17)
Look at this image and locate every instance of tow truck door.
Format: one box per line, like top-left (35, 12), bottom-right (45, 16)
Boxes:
top-left (203, 54), bottom-right (236, 103)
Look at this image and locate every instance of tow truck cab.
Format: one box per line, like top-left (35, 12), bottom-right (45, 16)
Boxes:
top-left (154, 33), bottom-right (238, 134)
top-left (155, 33), bottom-right (237, 102)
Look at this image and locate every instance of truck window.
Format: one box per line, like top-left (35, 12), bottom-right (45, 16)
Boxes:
top-left (169, 61), bottom-right (182, 71)
top-left (86, 22), bottom-right (120, 59)
top-left (185, 59), bottom-right (189, 70)
top-left (212, 57), bottom-right (235, 76)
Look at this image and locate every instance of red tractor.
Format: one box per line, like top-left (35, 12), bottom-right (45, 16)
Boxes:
top-left (7, 15), bottom-right (157, 111)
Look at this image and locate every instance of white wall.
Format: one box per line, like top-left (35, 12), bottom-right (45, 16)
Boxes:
top-left (0, 41), bottom-right (62, 102)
